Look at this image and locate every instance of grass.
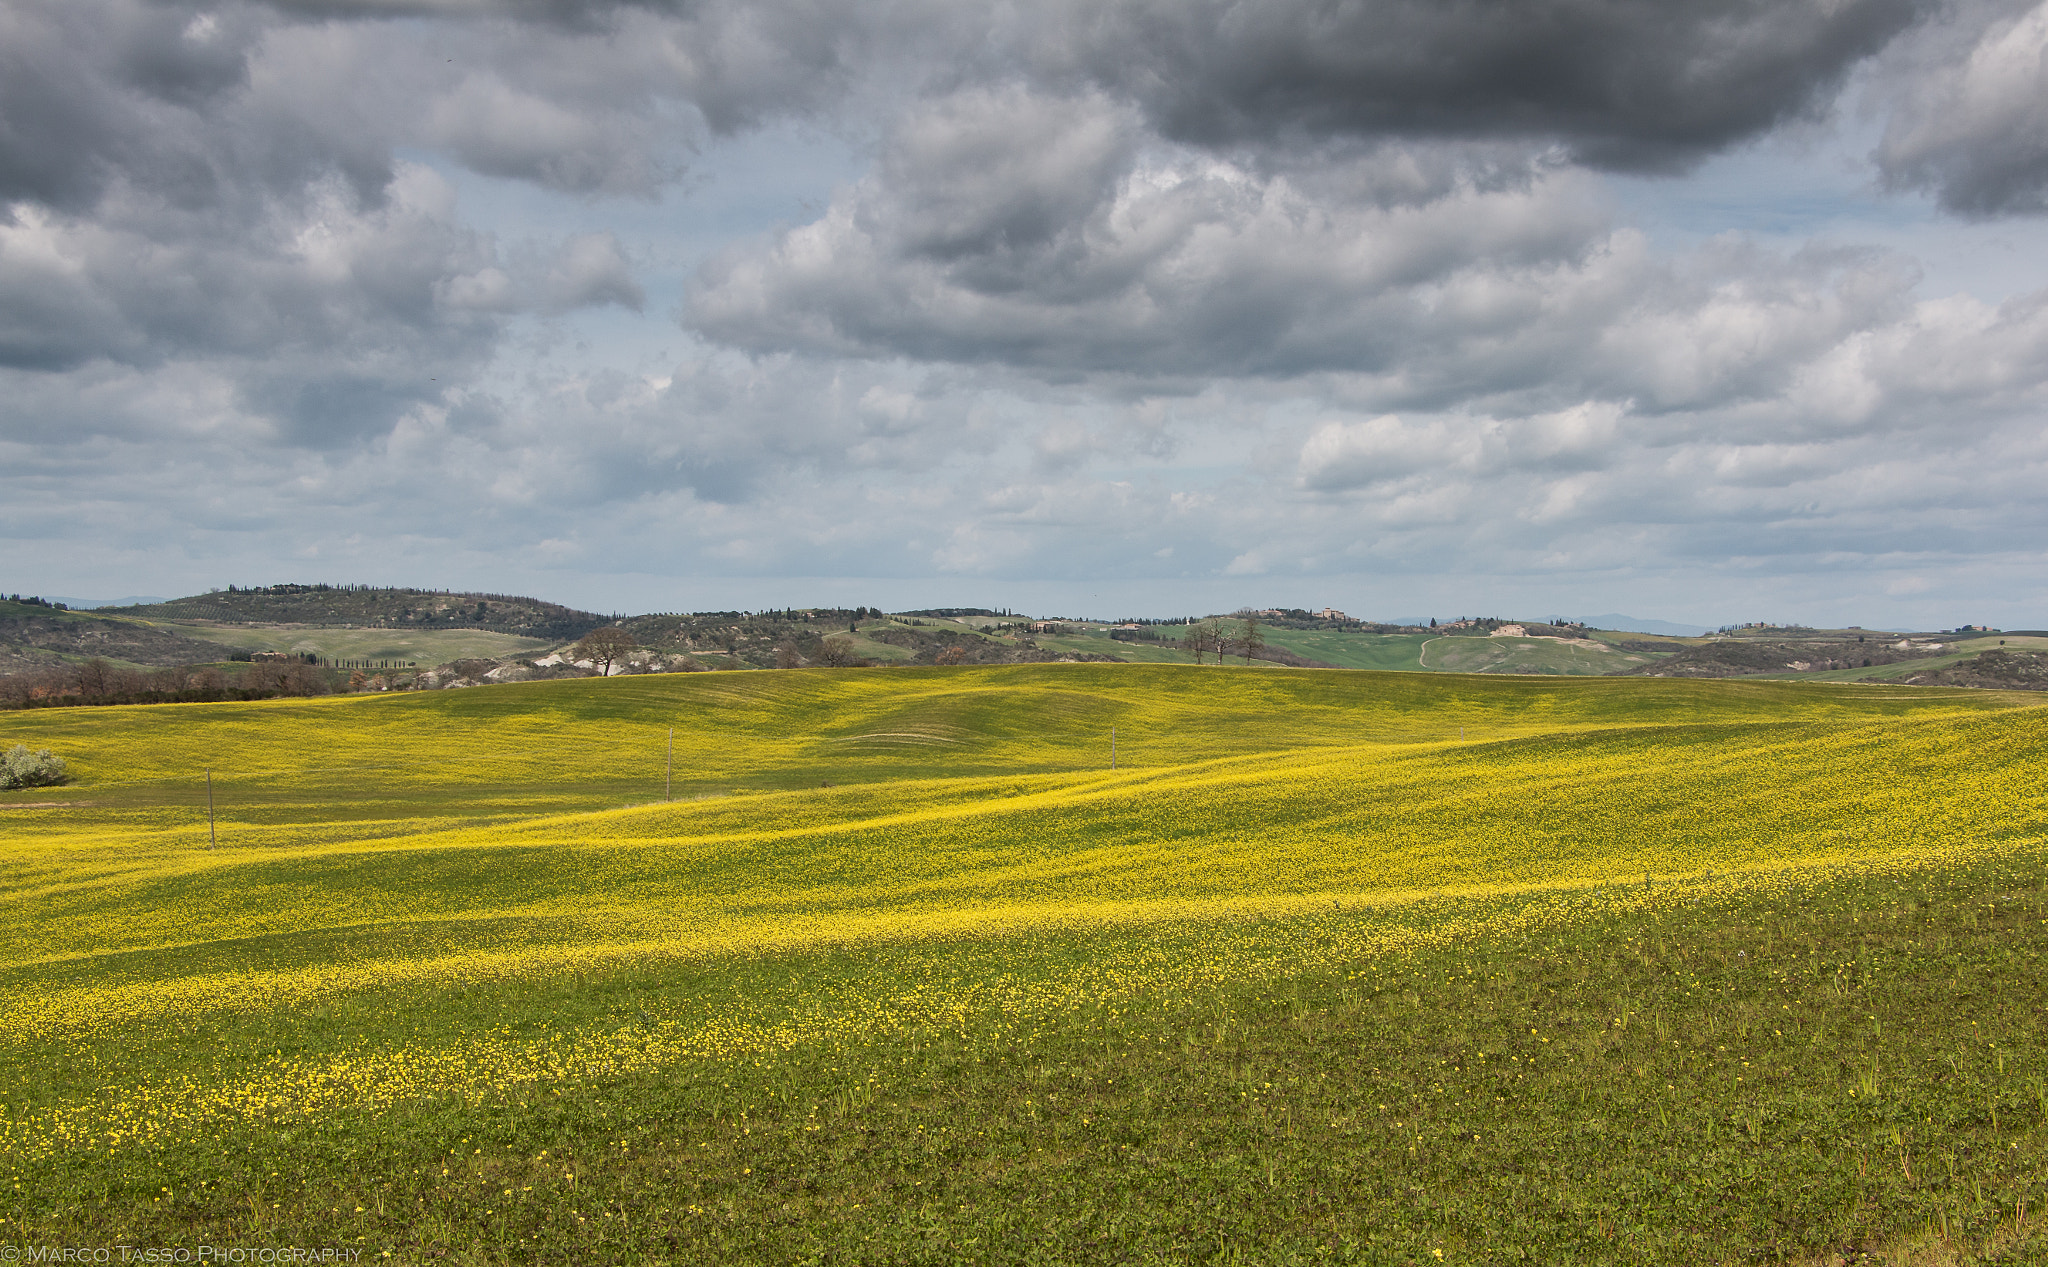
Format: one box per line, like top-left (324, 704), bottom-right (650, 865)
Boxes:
top-left (1259, 629), bottom-right (1436, 671)
top-left (1418, 635), bottom-right (1657, 675)
top-left (2, 665), bottom-right (2045, 1262)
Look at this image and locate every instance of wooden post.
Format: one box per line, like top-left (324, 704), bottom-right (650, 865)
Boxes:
top-left (666, 728), bottom-right (673, 803)
top-left (206, 769), bottom-right (215, 848)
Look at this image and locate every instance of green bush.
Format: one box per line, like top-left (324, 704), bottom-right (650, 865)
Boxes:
top-left (0, 743), bottom-right (67, 789)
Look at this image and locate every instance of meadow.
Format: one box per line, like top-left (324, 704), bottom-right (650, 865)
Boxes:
top-left (1, 664), bottom-right (2044, 1263)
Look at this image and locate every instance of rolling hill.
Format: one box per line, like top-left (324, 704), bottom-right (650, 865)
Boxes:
top-left (0, 598), bottom-right (243, 672)
top-left (3, 665), bottom-right (2044, 1258)
top-left (104, 584), bottom-right (610, 640)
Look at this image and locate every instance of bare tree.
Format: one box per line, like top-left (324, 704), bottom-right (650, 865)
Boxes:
top-left (246, 660), bottom-right (326, 697)
top-left (775, 640), bottom-right (802, 669)
top-left (572, 627), bottom-right (637, 676)
top-left (76, 657), bottom-right (116, 699)
top-left (815, 636), bottom-right (863, 668)
top-left (0, 671), bottom-right (38, 709)
top-left (934, 644), bottom-right (969, 666)
top-left (1237, 612), bottom-right (1265, 665)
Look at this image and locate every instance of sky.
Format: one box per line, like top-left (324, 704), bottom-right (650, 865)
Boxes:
top-left (4, 0), bottom-right (2048, 628)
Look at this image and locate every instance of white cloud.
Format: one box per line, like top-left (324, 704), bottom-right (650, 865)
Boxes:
top-left (1876, 0), bottom-right (2048, 214)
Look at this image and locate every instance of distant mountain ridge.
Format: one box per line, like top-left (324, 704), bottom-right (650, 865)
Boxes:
top-left (1577, 613), bottom-right (1712, 637)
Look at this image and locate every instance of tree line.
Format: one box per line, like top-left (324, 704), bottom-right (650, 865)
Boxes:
top-left (0, 658), bottom-right (330, 710)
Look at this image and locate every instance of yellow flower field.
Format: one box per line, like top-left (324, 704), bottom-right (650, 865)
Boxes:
top-left (3, 666), bottom-right (2043, 1167)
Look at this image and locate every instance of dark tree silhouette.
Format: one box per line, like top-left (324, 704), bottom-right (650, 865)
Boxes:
top-left (572, 627), bottom-right (637, 676)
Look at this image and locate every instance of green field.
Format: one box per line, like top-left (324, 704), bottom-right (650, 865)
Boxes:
top-left (1417, 634), bottom-right (1658, 676)
top-left (3, 666), bottom-right (2046, 1262)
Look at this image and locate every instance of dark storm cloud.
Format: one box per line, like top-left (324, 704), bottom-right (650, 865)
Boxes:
top-left (1015, 0), bottom-right (1927, 171)
top-left (0, 2), bottom-right (260, 213)
top-left (0, 2), bottom-right (411, 218)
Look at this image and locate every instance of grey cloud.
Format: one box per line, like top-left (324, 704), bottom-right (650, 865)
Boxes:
top-left (690, 91), bottom-right (1944, 424)
top-left (9, 325), bottom-right (2047, 627)
top-left (0, 0), bottom-right (856, 225)
top-left (0, 165), bottom-right (647, 449)
top-left (423, 74), bottom-right (676, 196)
top-left (538, 233), bottom-right (644, 311)
top-left (1015, 0), bottom-right (1925, 172)
top-left (870, 86), bottom-right (1137, 266)
top-left (1875, 1), bottom-right (2048, 214)
top-left (1582, 241), bottom-right (1922, 418)
top-left (1294, 271), bottom-right (2048, 497)
top-left (244, 0), bottom-right (1928, 179)
top-left (1295, 405), bottom-right (1623, 493)
top-left (429, 351), bottom-right (997, 514)
top-left (443, 233), bottom-right (645, 313)
top-left (688, 90), bottom-right (1615, 379)
top-left (8, 0), bottom-right (2048, 627)
top-left (0, 2), bottom-right (260, 213)
top-left (0, 166), bottom-right (497, 371)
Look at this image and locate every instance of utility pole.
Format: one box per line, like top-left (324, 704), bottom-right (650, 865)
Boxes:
top-left (206, 769), bottom-right (215, 848)
top-left (666, 728), bottom-right (674, 802)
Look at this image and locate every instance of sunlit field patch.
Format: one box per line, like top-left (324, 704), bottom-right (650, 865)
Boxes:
top-left (1, 665), bottom-right (2044, 1261)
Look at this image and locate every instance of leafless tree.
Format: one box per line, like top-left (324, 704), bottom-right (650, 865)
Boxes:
top-left (1237, 612), bottom-right (1265, 665)
top-left (815, 636), bottom-right (863, 668)
top-left (246, 660), bottom-right (325, 696)
top-left (76, 657), bottom-right (116, 698)
top-left (572, 627), bottom-right (638, 676)
top-left (776, 641), bottom-right (802, 669)
top-left (0, 671), bottom-right (38, 708)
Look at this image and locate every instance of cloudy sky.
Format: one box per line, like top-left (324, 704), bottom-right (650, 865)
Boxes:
top-left (5, 0), bottom-right (2048, 627)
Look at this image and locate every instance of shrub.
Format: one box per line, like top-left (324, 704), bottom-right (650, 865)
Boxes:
top-left (0, 743), bottom-right (67, 789)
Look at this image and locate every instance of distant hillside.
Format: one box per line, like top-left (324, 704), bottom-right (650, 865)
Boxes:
top-left (617, 609), bottom-right (862, 669)
top-left (0, 599), bottom-right (236, 671)
top-left (1890, 649), bottom-right (2048, 690)
top-left (617, 610), bottom-right (1124, 668)
top-left (105, 585), bottom-right (610, 641)
top-left (1611, 636), bottom-right (1955, 679)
